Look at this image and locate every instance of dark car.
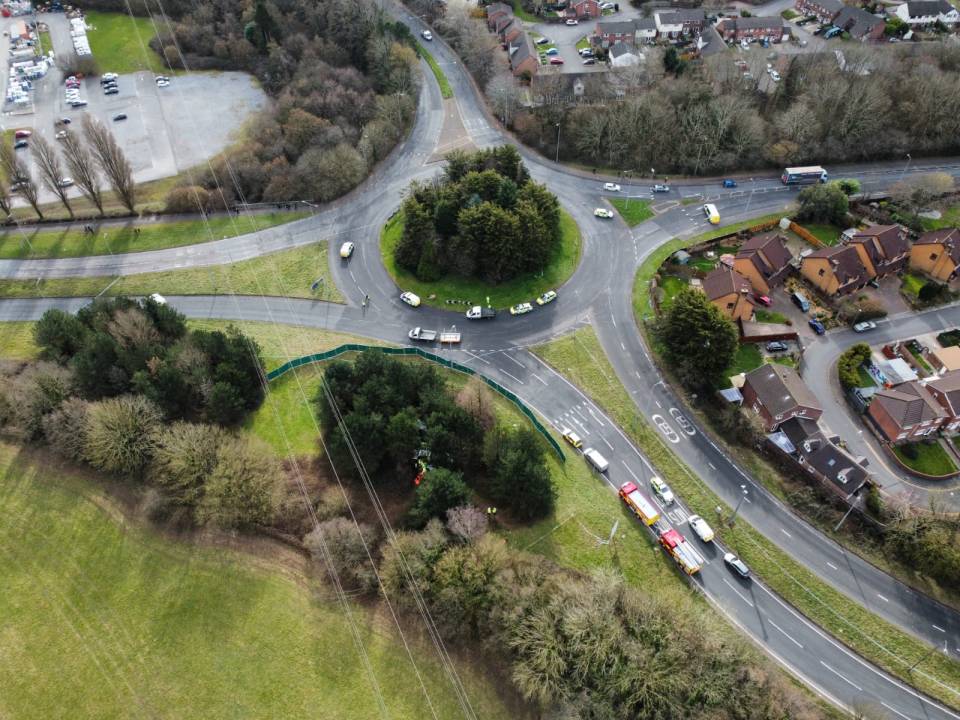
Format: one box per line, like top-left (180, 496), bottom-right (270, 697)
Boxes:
top-left (722, 179), bottom-right (737, 188)
top-left (766, 341), bottom-right (788, 353)
top-left (13, 140), bottom-right (28, 149)
top-left (808, 318), bottom-right (826, 335)
top-left (104, 88), bottom-right (119, 95)
top-left (113, 113), bottom-right (128, 122)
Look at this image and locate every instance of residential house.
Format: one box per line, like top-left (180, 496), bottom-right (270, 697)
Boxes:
top-left (795, 0), bottom-right (845, 23)
top-left (609, 41), bottom-right (642, 66)
top-left (910, 228), bottom-right (960, 282)
top-left (718, 16), bottom-right (788, 42)
top-left (635, 17), bottom-right (658, 42)
top-left (867, 381), bottom-right (947, 442)
top-left (655, 9), bottom-right (706, 38)
top-left (733, 233), bottom-right (793, 295)
top-left (568, 0), bottom-right (601, 19)
top-left (926, 371), bottom-right (960, 434)
top-left (741, 363), bottom-right (823, 431)
top-left (486, 2), bottom-right (513, 28)
top-left (509, 34), bottom-right (539, 77)
top-left (929, 346), bottom-right (960, 374)
top-left (502, 23), bottom-right (523, 46)
top-left (846, 225), bottom-right (910, 278)
top-left (702, 267), bottom-right (755, 322)
top-left (697, 24), bottom-right (728, 57)
top-left (833, 5), bottom-right (885, 40)
top-left (892, 0), bottom-right (960, 26)
top-left (800, 245), bottom-right (870, 296)
top-left (494, 15), bottom-right (516, 42)
top-left (594, 19), bottom-right (638, 47)
top-left (771, 417), bottom-right (874, 499)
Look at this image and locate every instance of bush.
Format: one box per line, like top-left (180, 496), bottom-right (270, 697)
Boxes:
top-left (937, 330), bottom-right (960, 348)
top-left (838, 343), bottom-right (872, 389)
top-left (838, 297), bottom-right (887, 324)
top-left (34, 309), bottom-right (89, 364)
top-left (919, 280), bottom-right (950, 304)
top-left (42, 397), bottom-right (91, 462)
top-left (446, 504), bottom-right (488, 543)
top-left (83, 395), bottom-right (163, 477)
top-left (407, 468), bottom-right (470, 529)
top-left (164, 186), bottom-right (212, 214)
top-left (150, 421), bottom-right (225, 507)
top-left (304, 517), bottom-right (379, 593)
top-left (1, 362), bottom-right (73, 441)
top-left (900, 442), bottom-right (919, 460)
top-left (195, 435), bottom-right (283, 528)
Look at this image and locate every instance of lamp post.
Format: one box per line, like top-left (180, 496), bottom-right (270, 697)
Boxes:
top-left (899, 152), bottom-right (912, 183)
top-left (727, 484), bottom-right (749, 527)
top-left (908, 640), bottom-right (948, 674)
top-left (555, 122), bottom-right (561, 164)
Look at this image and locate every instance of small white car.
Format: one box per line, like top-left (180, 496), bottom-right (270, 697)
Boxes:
top-left (650, 476), bottom-right (675, 505)
top-left (536, 290), bottom-right (557, 305)
top-left (688, 515), bottom-right (715, 543)
top-left (59, 177), bottom-right (74, 187)
top-left (400, 291), bottom-right (421, 307)
top-left (510, 302), bottom-right (533, 316)
top-left (55, 130), bottom-right (68, 140)
top-left (603, 182), bottom-right (621, 192)
top-left (565, 18), bottom-right (579, 25)
top-left (652, 184), bottom-right (670, 193)
top-left (853, 321), bottom-right (877, 333)
top-left (770, 70), bottom-right (781, 82)
top-left (339, 241), bottom-right (355, 258)
top-left (148, 293), bottom-right (167, 305)
top-left (594, 208), bottom-right (614, 219)
top-left (724, 552), bottom-right (751, 579)
top-left (421, 30), bottom-right (433, 41)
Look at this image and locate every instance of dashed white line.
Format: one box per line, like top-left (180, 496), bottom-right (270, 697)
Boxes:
top-left (602, 436), bottom-right (614, 451)
top-left (721, 578), bottom-right (754, 608)
top-left (708, 462), bottom-right (716, 470)
top-left (780, 528), bottom-right (792, 538)
top-left (500, 369), bottom-right (524, 385)
top-left (934, 624), bottom-right (946, 633)
top-left (587, 408), bottom-right (606, 427)
top-left (877, 594), bottom-right (889, 603)
top-left (620, 341), bottom-right (626, 351)
top-left (820, 661), bottom-right (863, 692)
top-left (768, 620), bottom-right (804, 649)
top-left (620, 461), bottom-right (639, 481)
top-left (880, 702), bottom-right (912, 720)
top-left (502, 352), bottom-right (525, 368)
top-left (532, 373), bottom-right (548, 385)
top-left (826, 562), bottom-right (838, 571)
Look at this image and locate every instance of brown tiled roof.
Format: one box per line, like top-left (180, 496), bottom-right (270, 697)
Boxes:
top-left (737, 233), bottom-right (792, 279)
top-left (849, 225), bottom-right (908, 262)
top-left (807, 245), bottom-right (868, 286)
top-left (486, 2), bottom-right (512, 18)
top-left (702, 267), bottom-right (751, 301)
top-left (745, 364), bottom-right (821, 419)
top-left (927, 370), bottom-right (960, 415)
top-left (915, 228), bottom-right (960, 264)
top-left (872, 381), bottom-right (945, 427)
top-left (510, 34), bottom-right (535, 71)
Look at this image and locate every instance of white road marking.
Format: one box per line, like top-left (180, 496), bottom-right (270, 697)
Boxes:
top-left (620, 341), bottom-right (626, 351)
top-left (502, 352), bottom-right (525, 368)
top-left (587, 408), bottom-right (606, 427)
top-left (826, 562), bottom-right (838, 570)
top-left (769, 619), bottom-right (804, 649)
top-left (708, 462), bottom-right (716, 470)
top-left (500, 369), bottom-right (524, 385)
top-left (602, 436), bottom-right (614, 451)
top-left (780, 528), bottom-right (792, 538)
top-left (721, 578), bottom-right (754, 608)
top-left (880, 702), bottom-right (912, 720)
top-left (934, 624), bottom-right (946, 633)
top-left (655, 399), bottom-right (662, 408)
top-left (820, 661), bottom-right (863, 692)
top-left (621, 460), bottom-right (639, 481)
top-left (460, 349), bottom-right (490, 365)
top-left (532, 373), bottom-right (548, 385)
top-left (877, 594), bottom-right (889, 603)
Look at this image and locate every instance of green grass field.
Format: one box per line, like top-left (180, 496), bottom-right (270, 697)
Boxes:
top-left (657, 275), bottom-right (687, 311)
top-left (0, 212), bottom-right (308, 260)
top-left (0, 443), bottom-right (515, 719)
top-left (380, 210), bottom-right (581, 309)
top-left (85, 11), bottom-right (170, 75)
top-left (922, 204), bottom-right (960, 231)
top-left (725, 343), bottom-right (762, 380)
top-left (0, 242), bottom-right (344, 302)
top-left (532, 326), bottom-right (960, 711)
top-left (894, 442), bottom-right (958, 476)
top-left (800, 223), bottom-right (842, 247)
top-left (416, 43), bottom-right (453, 99)
top-left (0, 322), bottom-right (39, 360)
top-left (512, 0), bottom-right (540, 23)
top-left (902, 272), bottom-right (926, 299)
top-left (754, 309), bottom-right (789, 324)
top-left (608, 198), bottom-right (653, 226)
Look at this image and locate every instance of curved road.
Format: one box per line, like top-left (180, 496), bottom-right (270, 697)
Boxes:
top-left (4, 9), bottom-right (960, 718)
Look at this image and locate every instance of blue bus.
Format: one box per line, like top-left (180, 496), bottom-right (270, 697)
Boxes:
top-left (782, 166), bottom-right (828, 185)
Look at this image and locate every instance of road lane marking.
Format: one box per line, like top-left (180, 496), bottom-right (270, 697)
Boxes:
top-left (502, 352), bottom-right (525, 368)
top-left (820, 662), bottom-right (863, 692)
top-left (780, 528), bottom-right (792, 538)
top-left (877, 594), bottom-right (889, 602)
top-left (587, 408), bottom-right (606, 426)
top-left (654, 399), bottom-right (662, 408)
top-left (620, 341), bottom-right (626, 351)
top-left (721, 578), bottom-right (754, 608)
top-left (602, 436), bottom-right (614, 451)
top-left (880, 702), bottom-right (912, 720)
top-left (620, 460), bottom-right (639, 481)
top-left (532, 373), bottom-right (548, 385)
top-left (500, 369), bottom-right (524, 385)
top-left (769, 619), bottom-right (804, 649)
top-left (461, 349), bottom-right (490, 365)
top-left (934, 625), bottom-right (946, 633)
top-left (826, 562), bottom-right (838, 570)
top-left (708, 462), bottom-right (716, 470)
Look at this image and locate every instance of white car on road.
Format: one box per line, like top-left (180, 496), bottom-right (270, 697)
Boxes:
top-left (421, 30), bottom-right (433, 41)
top-left (400, 291), bottom-right (421, 307)
top-left (853, 321), bottom-right (877, 333)
top-left (594, 208), bottom-right (614, 219)
top-left (650, 476), bottom-right (675, 505)
top-left (603, 182), bottom-right (621, 192)
top-left (688, 515), bottom-right (715, 543)
top-left (340, 242), bottom-right (355, 258)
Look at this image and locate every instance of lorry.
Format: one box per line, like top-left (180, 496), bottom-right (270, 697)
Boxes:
top-left (618, 482), bottom-right (660, 526)
top-left (466, 306), bottom-right (496, 320)
top-left (408, 327), bottom-right (461, 344)
top-left (658, 528), bottom-right (705, 575)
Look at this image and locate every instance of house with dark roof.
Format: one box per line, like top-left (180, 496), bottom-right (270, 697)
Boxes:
top-left (702, 267), bottom-right (755, 322)
top-left (594, 19), bottom-right (638, 47)
top-left (509, 34), bottom-right (539, 78)
top-left (486, 2), bottom-right (513, 28)
top-left (635, 16), bottom-right (658, 42)
top-left (833, 5), bottom-right (885, 40)
top-left (697, 25), bottom-right (727, 58)
top-left (718, 16), bottom-right (788, 42)
top-left (800, 245), bottom-right (870, 296)
top-left (733, 233), bottom-right (793, 295)
top-left (910, 228), bottom-right (960, 282)
top-left (795, 0), bottom-right (845, 23)
top-left (892, 0), bottom-right (959, 26)
top-left (770, 417), bottom-right (874, 498)
top-left (655, 8), bottom-right (706, 37)
top-left (867, 381), bottom-right (947, 443)
top-left (924, 371), bottom-right (960, 434)
top-left (741, 364), bottom-right (823, 431)
top-left (845, 225), bottom-right (910, 278)
top-left (609, 41), bottom-right (642, 66)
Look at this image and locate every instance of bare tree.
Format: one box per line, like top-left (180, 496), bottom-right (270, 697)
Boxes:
top-left (0, 176), bottom-right (11, 218)
top-left (890, 172), bottom-right (956, 215)
top-left (486, 72), bottom-right (521, 126)
top-left (61, 132), bottom-right (104, 216)
top-left (82, 116), bottom-right (136, 213)
top-left (31, 135), bottom-right (73, 219)
top-left (0, 141), bottom-right (43, 219)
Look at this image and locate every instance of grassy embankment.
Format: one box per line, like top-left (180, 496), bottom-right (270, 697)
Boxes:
top-left (608, 197), bottom-right (653, 226)
top-left (415, 43), bottom-right (453, 99)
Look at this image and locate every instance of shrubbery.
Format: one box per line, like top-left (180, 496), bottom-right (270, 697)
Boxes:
top-left (838, 343), bottom-right (872, 389)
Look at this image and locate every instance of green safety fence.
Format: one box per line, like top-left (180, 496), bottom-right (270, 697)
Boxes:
top-left (266, 345), bottom-right (565, 462)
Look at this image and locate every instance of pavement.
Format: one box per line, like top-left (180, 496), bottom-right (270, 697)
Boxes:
top-left (4, 3), bottom-right (960, 717)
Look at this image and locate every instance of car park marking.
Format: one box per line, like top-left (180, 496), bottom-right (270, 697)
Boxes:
top-left (933, 625), bottom-right (946, 633)
top-left (877, 594), bottom-right (889, 603)
top-left (780, 528), bottom-right (792, 538)
top-left (651, 414), bottom-right (680, 443)
top-left (820, 661), bottom-right (863, 692)
top-left (620, 460), bottom-right (639, 482)
top-left (669, 408), bottom-right (696, 436)
top-left (769, 619), bottom-right (804, 649)
top-left (721, 578), bottom-right (754, 608)
top-left (654, 399), bottom-right (662, 409)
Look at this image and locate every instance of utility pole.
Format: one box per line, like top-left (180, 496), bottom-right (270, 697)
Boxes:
top-left (908, 640), bottom-right (948, 674)
top-left (555, 122), bottom-right (561, 164)
top-left (727, 484), bottom-right (749, 527)
top-left (899, 152), bottom-right (912, 183)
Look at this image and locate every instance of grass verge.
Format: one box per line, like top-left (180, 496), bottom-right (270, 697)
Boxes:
top-left (800, 223), bottom-right (842, 247)
top-left (608, 197), bottom-right (653, 226)
top-left (511, 0), bottom-right (540, 23)
top-left (380, 209), bottom-right (581, 309)
top-left (755, 309), bottom-right (789, 324)
top-left (0, 212), bottom-right (308, 260)
top-left (0, 322), bottom-right (40, 360)
top-left (0, 243), bottom-right (344, 302)
top-left (894, 442), bottom-right (958, 476)
top-left (416, 43), bottom-right (453, 99)
top-left (532, 325), bottom-right (960, 711)
top-left (0, 442), bottom-right (515, 719)
top-left (85, 11), bottom-right (170, 75)
top-left (922, 204), bottom-right (960, 231)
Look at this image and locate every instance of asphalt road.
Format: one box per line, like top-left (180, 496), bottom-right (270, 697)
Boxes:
top-left (4, 4), bottom-right (960, 716)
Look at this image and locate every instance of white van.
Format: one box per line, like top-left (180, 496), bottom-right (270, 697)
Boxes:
top-left (703, 203), bottom-right (720, 225)
top-left (584, 448), bottom-right (609, 473)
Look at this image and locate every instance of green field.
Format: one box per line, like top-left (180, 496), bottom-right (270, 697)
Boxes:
top-left (922, 204), bottom-right (960, 231)
top-left (800, 223), bottom-right (842, 246)
top-left (0, 212), bottom-right (308, 260)
top-left (533, 326), bottom-right (960, 711)
top-left (85, 11), bottom-right (170, 75)
top-left (0, 443), bottom-right (515, 719)
top-left (512, 0), bottom-right (540, 23)
top-left (380, 210), bottom-right (581, 309)
top-left (608, 197), bottom-right (654, 226)
top-left (657, 275), bottom-right (687, 311)
top-left (0, 243), bottom-right (344, 303)
top-left (416, 43), bottom-right (453, 99)
top-left (894, 441), bottom-right (958, 476)
top-left (724, 343), bottom-right (762, 380)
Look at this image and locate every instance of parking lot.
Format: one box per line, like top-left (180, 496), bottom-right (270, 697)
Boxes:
top-left (2, 12), bottom-right (268, 203)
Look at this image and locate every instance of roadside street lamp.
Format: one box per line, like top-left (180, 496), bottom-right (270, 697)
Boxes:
top-left (727, 484), bottom-right (749, 527)
top-left (555, 123), bottom-right (562, 164)
top-left (899, 153), bottom-right (912, 183)
top-left (908, 640), bottom-right (948, 674)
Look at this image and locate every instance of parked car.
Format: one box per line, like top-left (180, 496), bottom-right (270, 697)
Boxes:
top-left (535, 36), bottom-right (550, 45)
top-left (55, 130), bottom-right (68, 140)
top-left (510, 302), bottom-right (534, 316)
top-left (724, 552), bottom-right (751, 579)
top-left (59, 177), bottom-right (74, 187)
top-left (582, 58), bottom-right (595, 65)
top-left (652, 184), bottom-right (670, 193)
top-left (824, 26), bottom-right (842, 38)
top-left (791, 291), bottom-right (810, 313)
top-left (549, 56), bottom-right (564, 65)
top-left (69, 100), bottom-right (88, 107)
top-left (113, 113), bottom-right (127, 121)
top-left (104, 88), bottom-right (119, 95)
top-left (578, 48), bottom-right (594, 57)
top-left (466, 306), bottom-right (497, 320)
top-left (769, 70), bottom-right (781, 82)
top-left (421, 29), bottom-right (433, 40)
top-left (13, 129), bottom-right (31, 139)
top-left (545, 47), bottom-right (559, 55)
top-left (853, 321), bottom-right (877, 333)
top-left (565, 18), bottom-right (579, 25)
top-left (13, 140), bottom-right (28, 149)
top-left (594, 208), bottom-right (614, 219)
top-left (722, 179), bottom-right (737, 188)
top-left (400, 291), bottom-right (421, 307)
top-left (339, 242), bottom-right (354, 258)
top-left (808, 318), bottom-right (826, 335)
top-left (154, 75), bottom-right (170, 83)
top-left (149, 293), bottom-right (167, 305)
top-left (753, 293), bottom-right (771, 306)
top-left (156, 79), bottom-right (170, 88)
top-left (603, 182), bottom-right (621, 192)
top-left (650, 476), bottom-right (675, 505)
top-left (766, 341), bottom-right (788, 353)
top-left (536, 290), bottom-right (558, 305)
